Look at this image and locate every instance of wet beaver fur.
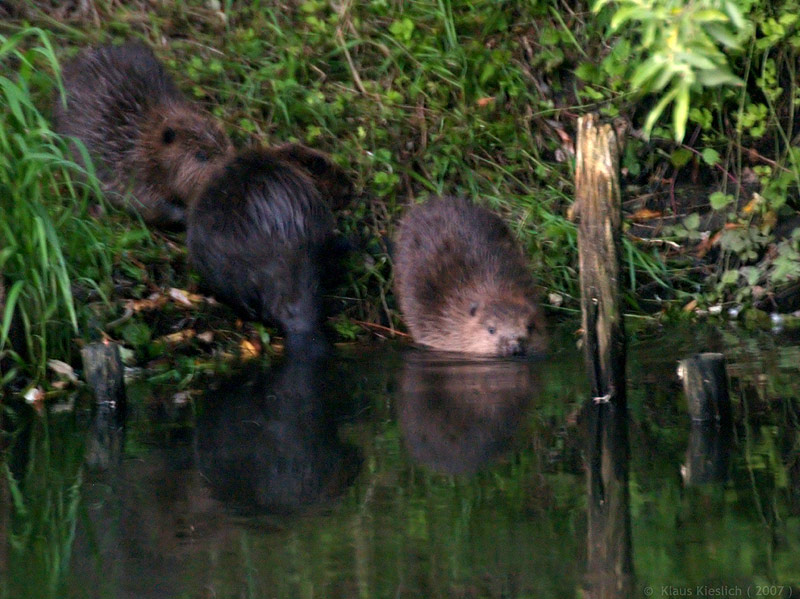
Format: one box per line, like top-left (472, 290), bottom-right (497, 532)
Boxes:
top-left (187, 148), bottom-right (335, 355)
top-left (53, 42), bottom-right (233, 229)
top-left (264, 143), bottom-right (353, 211)
top-left (393, 196), bottom-right (547, 356)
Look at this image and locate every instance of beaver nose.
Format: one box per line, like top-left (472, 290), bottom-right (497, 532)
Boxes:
top-left (504, 338), bottom-right (527, 357)
top-left (515, 337), bottom-right (530, 356)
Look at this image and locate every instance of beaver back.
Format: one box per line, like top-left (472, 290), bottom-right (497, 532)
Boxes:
top-left (188, 149), bottom-right (335, 352)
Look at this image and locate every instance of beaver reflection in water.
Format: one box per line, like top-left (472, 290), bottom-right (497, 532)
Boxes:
top-left (397, 352), bottom-right (533, 474)
top-left (394, 196), bottom-right (547, 356)
top-left (53, 42), bottom-right (233, 229)
top-left (187, 148), bottom-right (336, 355)
top-left (195, 360), bottom-right (361, 514)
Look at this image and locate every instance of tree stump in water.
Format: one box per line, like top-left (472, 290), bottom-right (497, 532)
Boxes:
top-left (575, 114), bottom-right (626, 405)
top-left (575, 114), bottom-right (632, 598)
top-left (81, 341), bottom-right (125, 406)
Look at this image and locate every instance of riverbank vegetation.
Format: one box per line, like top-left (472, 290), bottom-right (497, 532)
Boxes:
top-left (2, 0), bottom-right (800, 388)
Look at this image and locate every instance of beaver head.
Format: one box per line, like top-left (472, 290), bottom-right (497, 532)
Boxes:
top-left (140, 104), bottom-right (234, 203)
top-left (459, 296), bottom-right (546, 357)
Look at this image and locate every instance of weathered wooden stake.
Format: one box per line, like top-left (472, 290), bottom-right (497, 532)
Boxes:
top-left (576, 114), bottom-right (632, 598)
top-left (678, 353), bottom-right (731, 423)
top-left (575, 114), bottom-right (626, 405)
top-left (81, 341), bottom-right (125, 406)
top-left (81, 341), bottom-right (126, 470)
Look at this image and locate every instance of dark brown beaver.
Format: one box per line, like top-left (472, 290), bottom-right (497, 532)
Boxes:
top-left (187, 148), bottom-right (335, 356)
top-left (53, 42), bottom-right (233, 229)
top-left (393, 196), bottom-right (547, 356)
top-left (264, 143), bottom-right (353, 211)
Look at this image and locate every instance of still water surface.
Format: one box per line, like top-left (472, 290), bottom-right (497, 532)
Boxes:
top-left (2, 324), bottom-right (799, 598)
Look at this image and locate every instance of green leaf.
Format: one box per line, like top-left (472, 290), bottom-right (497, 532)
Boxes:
top-left (692, 9), bottom-right (729, 24)
top-left (696, 67), bottom-right (742, 87)
top-left (683, 212), bottom-right (701, 231)
top-left (0, 280), bottom-right (24, 348)
top-left (674, 51), bottom-right (718, 71)
top-left (630, 56), bottom-right (665, 89)
top-left (122, 322), bottom-right (152, 347)
top-left (673, 83), bottom-right (690, 142)
top-left (670, 148), bottom-right (693, 168)
top-left (721, 270), bottom-right (740, 284)
top-left (724, 0), bottom-right (746, 31)
top-left (701, 148), bottom-right (720, 165)
top-left (610, 6), bottom-right (649, 31)
top-left (706, 23), bottom-right (742, 49)
top-left (710, 191), bottom-right (734, 210)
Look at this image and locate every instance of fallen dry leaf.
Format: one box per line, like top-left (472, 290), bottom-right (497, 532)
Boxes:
top-left (169, 287), bottom-right (194, 307)
top-left (239, 339), bottom-right (261, 358)
top-left (160, 329), bottom-right (196, 345)
top-left (630, 208), bottom-right (663, 222)
top-left (47, 359), bottom-right (78, 383)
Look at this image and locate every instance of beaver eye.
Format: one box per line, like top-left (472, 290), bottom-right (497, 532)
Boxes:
top-left (469, 302), bottom-right (479, 317)
top-left (527, 323), bottom-right (536, 335)
top-left (162, 127), bottom-right (176, 144)
top-left (488, 326), bottom-right (496, 335)
top-left (195, 150), bottom-right (209, 162)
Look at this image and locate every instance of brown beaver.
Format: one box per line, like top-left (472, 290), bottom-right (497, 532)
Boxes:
top-left (393, 196), bottom-right (547, 356)
top-left (187, 148), bottom-right (335, 356)
top-left (53, 42), bottom-right (233, 229)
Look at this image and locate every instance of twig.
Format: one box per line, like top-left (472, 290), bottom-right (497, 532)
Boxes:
top-left (353, 320), bottom-right (409, 338)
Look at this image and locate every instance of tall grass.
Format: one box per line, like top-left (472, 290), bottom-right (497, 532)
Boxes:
top-left (0, 28), bottom-right (111, 384)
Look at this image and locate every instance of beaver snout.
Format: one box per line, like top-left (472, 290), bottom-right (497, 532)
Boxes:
top-left (499, 337), bottom-right (528, 357)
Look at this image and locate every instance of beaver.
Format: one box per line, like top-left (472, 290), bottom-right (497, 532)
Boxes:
top-left (393, 196), bottom-right (547, 356)
top-left (187, 147), bottom-right (335, 355)
top-left (53, 42), bottom-right (233, 229)
top-left (264, 143), bottom-right (353, 211)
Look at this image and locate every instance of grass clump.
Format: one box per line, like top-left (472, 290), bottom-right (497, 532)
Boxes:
top-left (0, 28), bottom-right (99, 384)
top-left (0, 27), bottom-right (152, 387)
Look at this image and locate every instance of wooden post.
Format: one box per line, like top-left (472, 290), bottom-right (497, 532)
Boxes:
top-left (576, 114), bottom-right (633, 598)
top-left (81, 341), bottom-right (125, 406)
top-left (575, 114), bottom-right (626, 406)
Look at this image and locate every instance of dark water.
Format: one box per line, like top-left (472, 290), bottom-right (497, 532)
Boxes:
top-left (2, 324), bottom-right (799, 598)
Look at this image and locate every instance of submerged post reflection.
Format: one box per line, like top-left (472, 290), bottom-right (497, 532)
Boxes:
top-left (583, 399), bottom-right (634, 598)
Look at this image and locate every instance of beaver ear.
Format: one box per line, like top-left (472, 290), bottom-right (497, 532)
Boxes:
top-left (469, 302), bottom-right (479, 317)
top-left (162, 127), bottom-right (176, 145)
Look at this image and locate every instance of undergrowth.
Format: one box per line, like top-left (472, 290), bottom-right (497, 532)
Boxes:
top-left (1, 0), bottom-right (800, 387)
